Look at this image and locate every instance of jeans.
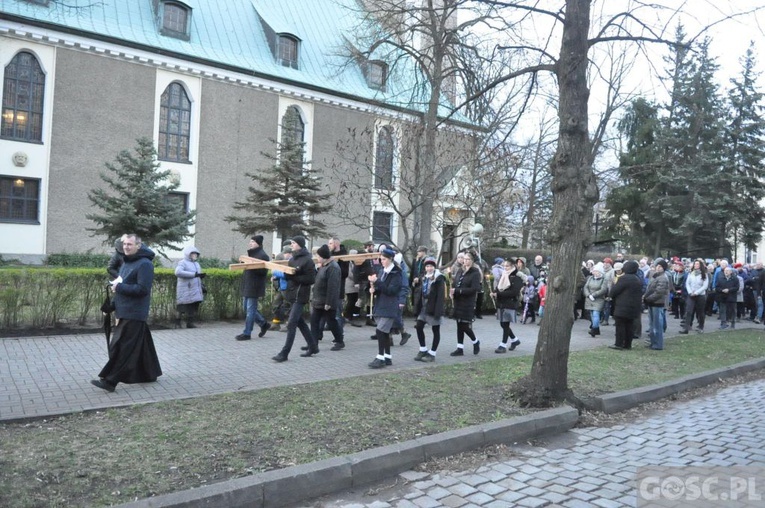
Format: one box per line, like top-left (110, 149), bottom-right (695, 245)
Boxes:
top-left (280, 302), bottom-right (314, 356)
top-left (648, 306), bottom-right (664, 350)
top-left (311, 307), bottom-right (343, 344)
top-left (243, 297), bottom-right (266, 335)
top-left (590, 309), bottom-right (601, 329)
top-left (757, 295), bottom-right (763, 320)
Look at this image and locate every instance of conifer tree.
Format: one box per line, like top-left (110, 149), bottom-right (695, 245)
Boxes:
top-left (724, 42), bottom-right (765, 251)
top-left (225, 111), bottom-right (331, 242)
top-left (86, 137), bottom-right (196, 252)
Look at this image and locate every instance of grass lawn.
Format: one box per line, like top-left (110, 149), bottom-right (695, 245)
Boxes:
top-left (0, 329), bottom-right (763, 507)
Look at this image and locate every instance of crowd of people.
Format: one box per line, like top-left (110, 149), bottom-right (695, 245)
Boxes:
top-left (91, 233), bottom-right (763, 393)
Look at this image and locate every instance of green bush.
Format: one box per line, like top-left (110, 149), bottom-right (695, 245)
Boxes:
top-left (47, 253), bottom-right (112, 268)
top-left (0, 268), bottom-right (254, 331)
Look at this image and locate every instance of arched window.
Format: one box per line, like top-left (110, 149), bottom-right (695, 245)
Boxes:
top-left (374, 126), bottom-right (394, 189)
top-left (2, 51), bottom-right (45, 142)
top-left (281, 106), bottom-right (304, 146)
top-left (158, 82), bottom-right (191, 162)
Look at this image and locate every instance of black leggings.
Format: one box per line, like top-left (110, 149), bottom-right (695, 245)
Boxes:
top-left (376, 329), bottom-right (391, 356)
top-left (500, 322), bottom-right (516, 344)
top-left (456, 321), bottom-right (477, 344)
top-left (415, 319), bottom-right (441, 351)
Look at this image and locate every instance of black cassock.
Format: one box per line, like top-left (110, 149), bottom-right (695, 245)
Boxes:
top-left (98, 319), bottom-right (162, 385)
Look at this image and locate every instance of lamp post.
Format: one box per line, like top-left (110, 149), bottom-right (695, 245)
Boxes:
top-left (470, 223), bottom-right (484, 262)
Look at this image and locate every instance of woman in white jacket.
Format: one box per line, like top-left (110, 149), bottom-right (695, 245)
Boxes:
top-left (680, 259), bottom-right (709, 334)
top-left (174, 246), bottom-right (205, 328)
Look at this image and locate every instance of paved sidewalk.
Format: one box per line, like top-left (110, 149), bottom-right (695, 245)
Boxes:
top-left (307, 378), bottom-right (765, 507)
top-left (0, 312), bottom-right (759, 421)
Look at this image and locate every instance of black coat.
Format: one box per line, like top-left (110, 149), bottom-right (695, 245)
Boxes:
top-left (312, 260), bottom-right (341, 309)
top-left (609, 273), bottom-right (643, 319)
top-left (415, 273), bottom-right (445, 318)
top-left (242, 246), bottom-right (270, 298)
top-left (495, 272), bottom-right (524, 309)
top-left (452, 266), bottom-right (481, 320)
top-left (285, 248), bottom-right (316, 304)
top-left (716, 274), bottom-right (739, 303)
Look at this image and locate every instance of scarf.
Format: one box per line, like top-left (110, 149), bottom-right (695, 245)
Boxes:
top-left (497, 269), bottom-right (513, 291)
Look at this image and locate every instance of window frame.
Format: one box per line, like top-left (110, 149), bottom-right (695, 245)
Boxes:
top-left (366, 60), bottom-right (388, 91)
top-left (158, 81), bottom-right (192, 163)
top-left (1, 51), bottom-right (45, 143)
top-left (277, 35), bottom-right (299, 69)
top-left (372, 211), bottom-right (393, 244)
top-left (374, 125), bottom-right (394, 190)
top-left (0, 175), bottom-right (41, 224)
top-left (165, 191), bottom-right (190, 214)
top-left (159, 1), bottom-right (191, 41)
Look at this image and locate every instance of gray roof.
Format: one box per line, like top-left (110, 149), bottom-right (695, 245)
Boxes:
top-left (0, 0), bottom-right (467, 121)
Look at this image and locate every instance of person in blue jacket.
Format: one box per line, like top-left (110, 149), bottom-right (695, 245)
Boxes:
top-left (91, 234), bottom-right (162, 392)
top-left (368, 248), bottom-right (403, 368)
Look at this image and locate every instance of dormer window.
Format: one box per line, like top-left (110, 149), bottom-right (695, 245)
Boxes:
top-left (366, 60), bottom-right (387, 91)
top-left (159, 1), bottom-right (191, 41)
top-left (277, 35), bottom-right (299, 69)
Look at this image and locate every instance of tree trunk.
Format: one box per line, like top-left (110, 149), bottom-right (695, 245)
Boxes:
top-left (511, 0), bottom-right (598, 407)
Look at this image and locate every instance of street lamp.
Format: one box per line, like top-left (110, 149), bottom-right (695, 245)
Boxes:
top-left (463, 223), bottom-right (484, 262)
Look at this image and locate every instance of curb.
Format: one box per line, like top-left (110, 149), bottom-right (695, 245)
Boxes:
top-left (590, 358), bottom-right (765, 413)
top-left (117, 406), bottom-right (579, 508)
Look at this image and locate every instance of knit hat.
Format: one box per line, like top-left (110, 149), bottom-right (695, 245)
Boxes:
top-left (291, 236), bottom-right (306, 249)
top-left (656, 259), bottom-right (668, 271)
top-left (613, 262), bottom-right (623, 272)
top-left (734, 262), bottom-right (743, 269)
top-left (317, 244), bottom-right (331, 260)
top-left (380, 248), bottom-right (396, 260)
top-left (424, 256), bottom-right (437, 267)
top-left (252, 235), bottom-right (264, 246)
top-left (494, 257), bottom-right (504, 265)
top-left (591, 262), bottom-right (604, 275)
top-left (603, 257), bottom-right (613, 265)
top-left (282, 245), bottom-right (292, 254)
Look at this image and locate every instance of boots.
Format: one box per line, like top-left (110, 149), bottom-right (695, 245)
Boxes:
top-left (588, 327), bottom-right (600, 337)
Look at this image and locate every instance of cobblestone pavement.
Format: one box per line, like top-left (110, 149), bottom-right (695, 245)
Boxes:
top-left (0, 313), bottom-right (653, 421)
top-left (302, 379), bottom-right (765, 508)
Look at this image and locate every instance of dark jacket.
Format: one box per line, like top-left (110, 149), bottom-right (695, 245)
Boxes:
top-left (242, 246), bottom-right (269, 298)
top-left (107, 237), bottom-right (125, 279)
top-left (372, 265), bottom-right (403, 318)
top-left (285, 248), bottom-right (316, 304)
top-left (716, 273), bottom-right (739, 303)
top-left (332, 245), bottom-right (350, 297)
top-left (312, 260), bottom-right (342, 309)
top-left (609, 261), bottom-right (643, 319)
top-left (113, 245), bottom-right (155, 321)
top-left (644, 271), bottom-right (670, 307)
top-left (414, 271), bottom-right (445, 318)
top-left (452, 265), bottom-right (481, 320)
top-left (495, 270), bottom-right (524, 310)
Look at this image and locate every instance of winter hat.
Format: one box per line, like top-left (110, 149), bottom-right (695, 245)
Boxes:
top-left (656, 259), bottom-right (668, 271)
top-left (282, 245), bottom-right (292, 254)
top-left (603, 257), bottom-right (613, 265)
top-left (291, 236), bottom-right (306, 249)
top-left (494, 257), bottom-right (504, 265)
top-left (622, 260), bottom-right (639, 274)
top-left (317, 244), bottom-right (331, 260)
top-left (113, 237), bottom-right (125, 254)
top-left (591, 262), bottom-right (605, 276)
top-left (734, 262), bottom-right (743, 269)
top-left (380, 248), bottom-right (396, 260)
top-left (251, 235), bottom-right (264, 246)
top-left (613, 262), bottom-right (623, 272)
top-left (424, 257), bottom-right (437, 267)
